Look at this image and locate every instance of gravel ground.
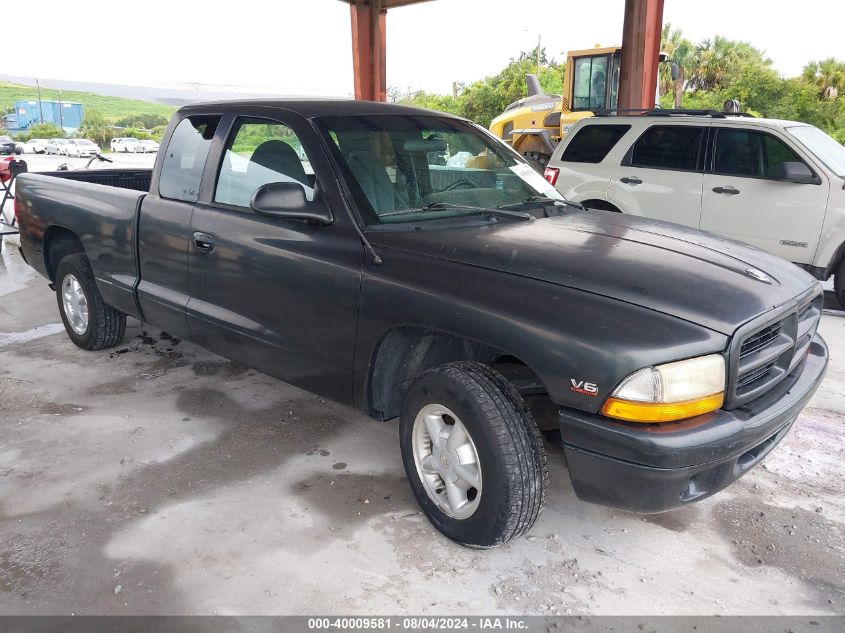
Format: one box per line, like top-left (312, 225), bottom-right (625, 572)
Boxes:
top-left (0, 182), bottom-right (843, 615)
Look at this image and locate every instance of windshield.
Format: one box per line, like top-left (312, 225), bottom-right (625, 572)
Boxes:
top-left (786, 125), bottom-right (845, 177)
top-left (316, 114), bottom-right (562, 225)
top-left (79, 140), bottom-right (96, 145)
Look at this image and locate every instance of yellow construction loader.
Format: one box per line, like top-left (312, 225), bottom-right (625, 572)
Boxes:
top-left (490, 46), bottom-right (666, 166)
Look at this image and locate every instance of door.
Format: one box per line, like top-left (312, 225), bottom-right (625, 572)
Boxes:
top-left (700, 127), bottom-right (829, 264)
top-left (137, 114), bottom-right (220, 339)
top-left (608, 123), bottom-right (707, 227)
top-left (187, 112), bottom-right (364, 404)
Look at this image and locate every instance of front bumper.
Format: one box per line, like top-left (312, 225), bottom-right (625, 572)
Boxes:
top-left (559, 334), bottom-right (828, 513)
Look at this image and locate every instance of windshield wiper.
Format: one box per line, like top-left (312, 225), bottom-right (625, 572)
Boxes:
top-left (497, 196), bottom-right (585, 211)
top-left (379, 202), bottom-right (533, 221)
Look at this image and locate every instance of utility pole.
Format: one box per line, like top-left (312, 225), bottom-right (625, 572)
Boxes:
top-left (58, 90), bottom-right (64, 134)
top-left (537, 34), bottom-right (541, 75)
top-left (35, 79), bottom-right (44, 124)
top-left (452, 81), bottom-right (458, 100)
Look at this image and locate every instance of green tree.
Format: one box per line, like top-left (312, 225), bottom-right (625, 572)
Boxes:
top-left (114, 113), bottom-right (170, 129)
top-left (660, 24), bottom-right (696, 108)
top-left (802, 58), bottom-right (845, 99)
top-left (79, 109), bottom-right (115, 147)
top-left (688, 36), bottom-right (772, 92)
top-left (23, 123), bottom-right (65, 139)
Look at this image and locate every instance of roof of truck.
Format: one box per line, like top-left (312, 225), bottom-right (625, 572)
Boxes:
top-left (178, 99), bottom-right (463, 119)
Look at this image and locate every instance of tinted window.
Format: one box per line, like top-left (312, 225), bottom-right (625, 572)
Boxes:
top-left (159, 115), bottom-right (220, 202)
top-left (714, 129), bottom-right (804, 179)
top-left (629, 125), bottom-right (704, 171)
top-left (215, 118), bottom-right (314, 208)
top-left (561, 124), bottom-right (630, 163)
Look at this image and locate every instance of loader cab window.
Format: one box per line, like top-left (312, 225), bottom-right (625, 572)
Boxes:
top-left (159, 115), bottom-right (220, 203)
top-left (572, 55), bottom-right (610, 112)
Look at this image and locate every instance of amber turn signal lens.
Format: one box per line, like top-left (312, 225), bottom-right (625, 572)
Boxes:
top-left (601, 392), bottom-right (725, 423)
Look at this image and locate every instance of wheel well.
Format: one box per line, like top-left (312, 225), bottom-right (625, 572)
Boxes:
top-left (367, 327), bottom-right (548, 422)
top-left (43, 226), bottom-right (85, 281)
top-left (581, 199), bottom-right (622, 213)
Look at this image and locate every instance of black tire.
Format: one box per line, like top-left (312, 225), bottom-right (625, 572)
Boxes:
top-left (399, 361), bottom-right (548, 547)
top-left (835, 260), bottom-right (845, 310)
top-left (523, 151), bottom-right (550, 170)
top-left (55, 253), bottom-right (126, 350)
top-left (582, 199), bottom-right (622, 213)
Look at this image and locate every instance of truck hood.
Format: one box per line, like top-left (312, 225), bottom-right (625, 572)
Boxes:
top-left (368, 211), bottom-right (818, 335)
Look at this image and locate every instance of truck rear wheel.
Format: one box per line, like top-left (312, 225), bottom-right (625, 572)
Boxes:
top-left (55, 253), bottom-right (126, 350)
top-left (399, 361), bottom-right (548, 547)
top-left (835, 261), bottom-right (845, 310)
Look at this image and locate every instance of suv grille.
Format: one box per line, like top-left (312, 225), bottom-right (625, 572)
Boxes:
top-left (728, 295), bottom-right (822, 407)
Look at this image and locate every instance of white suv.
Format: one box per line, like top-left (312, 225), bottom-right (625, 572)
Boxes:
top-left (545, 112), bottom-right (845, 306)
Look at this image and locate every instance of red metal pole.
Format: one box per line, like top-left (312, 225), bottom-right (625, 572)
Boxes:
top-left (617, 0), bottom-right (665, 111)
top-left (349, 1), bottom-right (387, 101)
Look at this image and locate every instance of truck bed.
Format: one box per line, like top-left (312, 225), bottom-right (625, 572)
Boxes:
top-left (46, 168), bottom-right (152, 192)
top-left (15, 170), bottom-right (150, 319)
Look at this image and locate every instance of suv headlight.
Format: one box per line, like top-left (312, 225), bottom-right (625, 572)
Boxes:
top-left (601, 354), bottom-right (725, 423)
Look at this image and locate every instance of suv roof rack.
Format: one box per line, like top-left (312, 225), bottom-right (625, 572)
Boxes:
top-left (593, 108), bottom-right (754, 118)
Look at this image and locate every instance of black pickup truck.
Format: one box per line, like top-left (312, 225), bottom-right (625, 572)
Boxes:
top-left (14, 100), bottom-right (828, 547)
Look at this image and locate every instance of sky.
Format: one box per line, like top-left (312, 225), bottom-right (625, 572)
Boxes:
top-left (11, 0), bottom-right (845, 97)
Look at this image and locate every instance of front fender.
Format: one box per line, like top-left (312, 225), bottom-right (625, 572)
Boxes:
top-left (354, 251), bottom-right (727, 416)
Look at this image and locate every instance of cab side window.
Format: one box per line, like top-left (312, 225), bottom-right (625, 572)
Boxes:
top-left (215, 118), bottom-right (314, 209)
top-left (159, 115), bottom-right (220, 202)
top-left (713, 129), bottom-right (805, 179)
top-left (628, 125), bottom-right (704, 171)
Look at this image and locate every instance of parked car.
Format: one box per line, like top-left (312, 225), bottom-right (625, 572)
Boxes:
top-left (14, 100), bottom-right (828, 547)
top-left (0, 136), bottom-right (20, 155)
top-left (544, 111), bottom-right (845, 307)
top-left (136, 139), bottom-right (160, 153)
top-left (20, 138), bottom-right (49, 154)
top-left (66, 139), bottom-right (101, 157)
top-left (110, 137), bottom-right (141, 153)
top-left (45, 139), bottom-right (70, 155)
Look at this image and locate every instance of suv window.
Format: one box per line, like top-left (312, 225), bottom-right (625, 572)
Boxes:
top-left (159, 115), bottom-right (220, 202)
top-left (628, 125), bottom-right (704, 171)
top-left (215, 118), bottom-right (314, 208)
top-left (714, 129), bottom-right (805, 179)
top-left (561, 124), bottom-right (630, 163)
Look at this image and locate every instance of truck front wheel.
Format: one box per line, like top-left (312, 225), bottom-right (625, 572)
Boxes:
top-left (55, 253), bottom-right (126, 350)
top-left (399, 361), bottom-right (548, 547)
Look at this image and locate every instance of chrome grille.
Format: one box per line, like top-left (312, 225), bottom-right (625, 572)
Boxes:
top-left (727, 294), bottom-right (822, 408)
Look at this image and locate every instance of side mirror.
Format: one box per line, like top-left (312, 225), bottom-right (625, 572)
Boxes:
top-left (771, 161), bottom-right (819, 185)
top-left (250, 181), bottom-right (333, 225)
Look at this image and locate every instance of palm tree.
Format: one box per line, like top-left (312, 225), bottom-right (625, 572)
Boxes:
top-left (660, 24), bottom-right (695, 108)
top-left (689, 37), bottom-right (770, 92)
top-left (802, 58), bottom-right (845, 99)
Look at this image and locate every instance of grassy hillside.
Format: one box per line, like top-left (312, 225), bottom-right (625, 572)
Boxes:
top-left (0, 82), bottom-right (176, 124)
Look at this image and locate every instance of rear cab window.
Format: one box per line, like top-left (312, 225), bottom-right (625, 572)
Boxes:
top-left (561, 124), bottom-right (630, 163)
top-left (625, 124), bottom-right (705, 172)
top-left (159, 115), bottom-right (221, 202)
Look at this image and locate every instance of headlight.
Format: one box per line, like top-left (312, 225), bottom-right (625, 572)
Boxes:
top-left (601, 354), bottom-right (725, 423)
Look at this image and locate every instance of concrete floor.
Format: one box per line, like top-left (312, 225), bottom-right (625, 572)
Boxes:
top-left (0, 196), bottom-right (843, 615)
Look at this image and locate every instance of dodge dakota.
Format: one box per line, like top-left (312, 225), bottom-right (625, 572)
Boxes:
top-left (14, 100), bottom-right (829, 547)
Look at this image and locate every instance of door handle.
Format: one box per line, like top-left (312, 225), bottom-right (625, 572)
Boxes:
top-left (620, 176), bottom-right (642, 185)
top-left (193, 231), bottom-right (215, 252)
top-left (713, 186), bottom-right (740, 195)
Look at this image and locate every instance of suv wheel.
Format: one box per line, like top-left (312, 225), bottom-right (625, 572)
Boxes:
top-left (835, 260), bottom-right (845, 310)
top-left (399, 361), bottom-right (548, 547)
top-left (55, 253), bottom-right (127, 350)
